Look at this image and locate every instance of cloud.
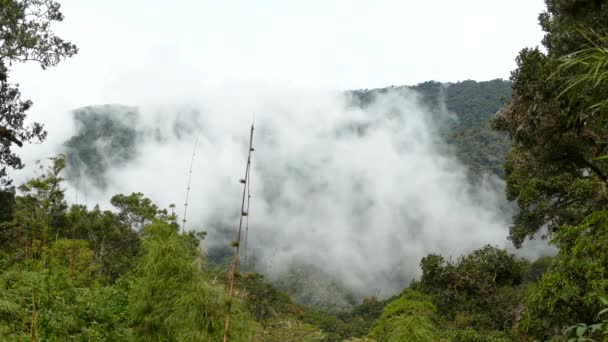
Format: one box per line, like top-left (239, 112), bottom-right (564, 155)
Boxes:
top-left (11, 85), bottom-right (530, 298)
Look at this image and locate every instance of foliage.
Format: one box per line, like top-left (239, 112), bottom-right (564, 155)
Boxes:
top-left (417, 79), bottom-right (512, 178)
top-left (523, 256), bottom-right (554, 283)
top-left (521, 210), bottom-right (608, 339)
top-left (556, 34), bottom-right (608, 127)
top-left (48, 239), bottom-right (98, 287)
top-left (485, 13), bottom-right (608, 332)
top-left (7, 0), bottom-right (608, 339)
top-left (368, 289), bottom-right (438, 342)
top-left (0, 243), bottom-right (131, 340)
top-left (0, 0), bottom-right (77, 187)
top-left (337, 296), bottom-right (389, 338)
top-left (65, 204), bottom-right (139, 281)
top-left (258, 318), bottom-right (326, 341)
top-left (0, 165), bottom-right (265, 341)
top-left (10, 155), bottom-right (68, 264)
top-left (0, 156), bottom-right (172, 281)
top-left (439, 328), bottom-right (514, 342)
top-left (235, 271), bottom-right (388, 341)
top-left (491, 0), bottom-right (608, 247)
top-left (414, 245), bottom-right (526, 331)
top-left (557, 297), bottom-right (608, 342)
top-left (270, 262), bottom-right (358, 312)
top-left (129, 221), bottom-right (257, 341)
top-left (299, 307), bottom-right (351, 341)
top-left (237, 272), bottom-right (301, 322)
top-left (110, 192), bottom-right (176, 232)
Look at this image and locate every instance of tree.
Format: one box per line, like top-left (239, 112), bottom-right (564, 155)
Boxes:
top-left (65, 204), bottom-right (139, 281)
top-left (523, 256), bottom-right (553, 283)
top-left (492, 0), bottom-right (608, 246)
top-left (10, 155), bottom-right (68, 262)
top-left (129, 221), bottom-right (257, 341)
top-left (556, 33), bottom-right (608, 133)
top-left (414, 246), bottom-right (526, 331)
top-left (520, 210), bottom-right (608, 339)
top-left (0, 0), bottom-right (77, 188)
top-left (110, 192), bottom-right (176, 232)
top-left (0, 186), bottom-right (16, 251)
top-left (0, 241), bottom-right (131, 340)
top-left (367, 289), bottom-right (438, 342)
top-left (558, 297), bottom-right (608, 341)
top-left (1, 155), bottom-right (173, 281)
top-left (260, 318), bottom-right (326, 342)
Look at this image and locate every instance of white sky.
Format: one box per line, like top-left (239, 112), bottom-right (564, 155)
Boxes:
top-left (13, 0), bottom-right (546, 101)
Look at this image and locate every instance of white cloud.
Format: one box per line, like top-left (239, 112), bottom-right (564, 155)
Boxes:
top-left (16, 86), bottom-right (521, 297)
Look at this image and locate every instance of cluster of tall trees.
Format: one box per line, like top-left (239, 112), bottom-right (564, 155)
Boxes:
top-left (0, 153), bottom-right (391, 340)
top-left (492, 0), bottom-right (608, 339)
top-left (0, 156), bottom-right (254, 340)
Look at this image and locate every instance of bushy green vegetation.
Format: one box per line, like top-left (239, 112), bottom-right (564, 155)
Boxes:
top-left (362, 245), bottom-right (540, 341)
top-left (413, 246), bottom-right (527, 332)
top-left (521, 210), bottom-right (608, 339)
top-left (0, 156), bottom-right (256, 340)
top-left (368, 290), bottom-right (438, 342)
top-left (0, 155), bottom-right (385, 341)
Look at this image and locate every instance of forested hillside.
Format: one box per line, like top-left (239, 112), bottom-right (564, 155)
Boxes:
top-left (352, 79), bottom-right (512, 177)
top-left (1, 0), bottom-right (608, 341)
top-left (63, 79), bottom-right (511, 191)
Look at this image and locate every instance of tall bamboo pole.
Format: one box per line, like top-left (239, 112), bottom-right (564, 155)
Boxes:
top-left (182, 138), bottom-right (198, 233)
top-left (223, 124), bottom-right (255, 342)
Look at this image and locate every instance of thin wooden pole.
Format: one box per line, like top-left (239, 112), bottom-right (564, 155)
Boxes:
top-left (182, 138), bottom-right (198, 233)
top-left (223, 124), bottom-right (255, 342)
top-left (243, 160), bottom-right (252, 271)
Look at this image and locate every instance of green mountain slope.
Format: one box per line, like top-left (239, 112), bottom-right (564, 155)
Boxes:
top-left (350, 79), bottom-right (512, 178)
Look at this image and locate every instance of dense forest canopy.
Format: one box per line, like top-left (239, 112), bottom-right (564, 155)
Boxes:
top-left (1, 0), bottom-right (608, 341)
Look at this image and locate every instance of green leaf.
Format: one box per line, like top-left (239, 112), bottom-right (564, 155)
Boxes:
top-left (589, 323), bottom-right (604, 333)
top-left (576, 324), bottom-right (587, 337)
top-left (592, 155), bottom-right (608, 161)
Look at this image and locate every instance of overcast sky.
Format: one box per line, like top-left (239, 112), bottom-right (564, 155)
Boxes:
top-left (13, 0), bottom-right (546, 104)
